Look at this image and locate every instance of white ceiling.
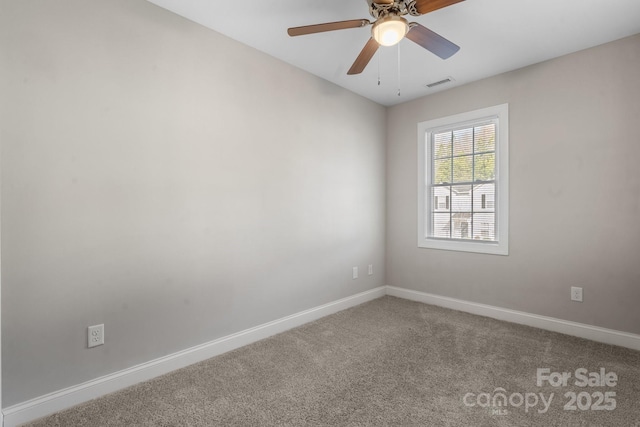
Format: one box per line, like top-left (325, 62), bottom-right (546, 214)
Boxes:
top-left (146, 0), bottom-right (640, 106)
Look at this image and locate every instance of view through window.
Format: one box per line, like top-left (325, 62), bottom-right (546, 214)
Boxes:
top-left (431, 122), bottom-right (496, 241)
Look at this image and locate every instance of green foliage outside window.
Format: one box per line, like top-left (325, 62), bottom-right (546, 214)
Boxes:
top-left (433, 124), bottom-right (495, 184)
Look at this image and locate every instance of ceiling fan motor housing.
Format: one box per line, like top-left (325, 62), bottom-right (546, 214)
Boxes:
top-left (369, 0), bottom-right (421, 19)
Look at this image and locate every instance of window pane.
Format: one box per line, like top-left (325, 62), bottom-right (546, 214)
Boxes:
top-left (451, 213), bottom-right (472, 239)
top-left (432, 213), bottom-right (451, 238)
top-left (473, 213), bottom-right (496, 241)
top-left (451, 185), bottom-right (471, 211)
top-left (434, 132), bottom-right (452, 159)
top-left (474, 153), bottom-right (495, 181)
top-left (453, 128), bottom-right (473, 155)
top-left (473, 183), bottom-right (495, 212)
top-left (452, 155), bottom-right (473, 183)
top-left (475, 124), bottom-right (495, 153)
top-left (434, 159), bottom-right (451, 184)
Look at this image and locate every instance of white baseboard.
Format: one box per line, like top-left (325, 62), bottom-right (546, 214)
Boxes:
top-left (386, 286), bottom-right (640, 351)
top-left (2, 286), bottom-right (386, 427)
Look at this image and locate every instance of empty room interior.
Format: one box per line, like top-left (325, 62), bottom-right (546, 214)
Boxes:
top-left (1, 0), bottom-right (640, 425)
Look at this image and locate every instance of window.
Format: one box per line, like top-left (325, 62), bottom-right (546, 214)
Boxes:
top-left (434, 195), bottom-right (450, 210)
top-left (417, 104), bottom-right (509, 255)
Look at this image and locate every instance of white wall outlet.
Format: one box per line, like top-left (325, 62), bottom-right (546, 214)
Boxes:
top-left (352, 267), bottom-right (358, 279)
top-left (88, 324), bottom-right (104, 348)
top-left (570, 287), bottom-right (583, 302)
top-left (368, 264), bottom-right (373, 275)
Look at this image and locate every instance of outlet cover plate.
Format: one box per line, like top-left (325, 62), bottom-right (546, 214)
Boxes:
top-left (88, 324), bottom-right (104, 348)
top-left (571, 287), bottom-right (583, 302)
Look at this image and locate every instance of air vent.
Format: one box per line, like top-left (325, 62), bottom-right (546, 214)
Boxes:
top-left (425, 77), bottom-right (454, 89)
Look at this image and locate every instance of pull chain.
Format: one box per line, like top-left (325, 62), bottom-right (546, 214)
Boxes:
top-left (397, 43), bottom-right (401, 97)
top-left (377, 50), bottom-right (381, 86)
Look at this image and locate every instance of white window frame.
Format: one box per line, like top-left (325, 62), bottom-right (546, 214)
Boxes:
top-left (417, 104), bottom-right (509, 255)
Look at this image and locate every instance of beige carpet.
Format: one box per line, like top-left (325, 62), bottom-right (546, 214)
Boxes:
top-left (26, 296), bottom-right (640, 426)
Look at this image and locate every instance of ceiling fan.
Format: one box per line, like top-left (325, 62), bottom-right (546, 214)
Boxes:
top-left (287, 0), bottom-right (464, 75)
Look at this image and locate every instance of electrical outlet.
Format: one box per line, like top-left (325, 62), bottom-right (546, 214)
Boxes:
top-left (88, 324), bottom-right (104, 348)
top-left (368, 264), bottom-right (374, 275)
top-left (352, 267), bottom-right (358, 279)
top-left (570, 287), bottom-right (583, 302)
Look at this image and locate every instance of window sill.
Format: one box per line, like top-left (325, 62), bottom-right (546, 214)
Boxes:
top-left (418, 238), bottom-right (508, 255)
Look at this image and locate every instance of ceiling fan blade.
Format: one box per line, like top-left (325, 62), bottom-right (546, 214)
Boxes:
top-left (347, 38), bottom-right (379, 75)
top-left (406, 23), bottom-right (460, 59)
top-left (288, 19), bottom-right (370, 37)
top-left (413, 0), bottom-right (465, 15)
top-left (372, 0), bottom-right (393, 4)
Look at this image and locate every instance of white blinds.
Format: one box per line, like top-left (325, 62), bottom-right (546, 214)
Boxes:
top-left (428, 121), bottom-right (497, 241)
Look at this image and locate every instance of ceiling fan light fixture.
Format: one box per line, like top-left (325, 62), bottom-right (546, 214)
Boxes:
top-left (372, 15), bottom-right (408, 47)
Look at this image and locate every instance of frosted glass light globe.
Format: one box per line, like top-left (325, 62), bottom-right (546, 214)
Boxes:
top-left (372, 15), bottom-right (409, 47)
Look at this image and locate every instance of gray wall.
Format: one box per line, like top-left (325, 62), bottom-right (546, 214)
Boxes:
top-left (0, 0), bottom-right (386, 406)
top-left (387, 34), bottom-right (640, 335)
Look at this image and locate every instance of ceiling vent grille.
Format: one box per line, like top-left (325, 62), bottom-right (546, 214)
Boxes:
top-left (425, 77), bottom-right (454, 89)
